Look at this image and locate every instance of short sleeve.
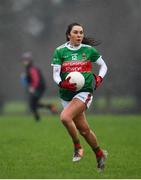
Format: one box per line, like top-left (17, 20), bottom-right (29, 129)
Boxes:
top-left (51, 48), bottom-right (62, 65)
top-left (90, 47), bottom-right (100, 62)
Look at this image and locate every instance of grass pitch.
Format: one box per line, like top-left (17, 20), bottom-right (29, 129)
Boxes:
top-left (0, 114), bottom-right (141, 178)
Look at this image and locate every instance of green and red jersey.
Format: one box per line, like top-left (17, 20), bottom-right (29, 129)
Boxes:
top-left (51, 42), bottom-right (100, 101)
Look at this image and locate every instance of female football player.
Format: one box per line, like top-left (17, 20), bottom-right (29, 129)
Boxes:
top-left (51, 23), bottom-right (108, 171)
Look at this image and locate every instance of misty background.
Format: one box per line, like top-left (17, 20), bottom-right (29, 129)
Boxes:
top-left (0, 0), bottom-right (141, 114)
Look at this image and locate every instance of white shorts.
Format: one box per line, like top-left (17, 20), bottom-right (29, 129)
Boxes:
top-left (61, 92), bottom-right (93, 109)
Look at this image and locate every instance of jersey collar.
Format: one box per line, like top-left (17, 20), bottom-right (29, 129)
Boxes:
top-left (65, 42), bottom-right (82, 50)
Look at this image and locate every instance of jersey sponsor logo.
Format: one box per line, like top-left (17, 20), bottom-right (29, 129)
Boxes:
top-left (61, 60), bottom-right (92, 73)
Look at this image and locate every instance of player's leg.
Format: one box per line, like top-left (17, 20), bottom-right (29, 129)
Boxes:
top-left (29, 94), bottom-right (40, 121)
top-left (74, 112), bottom-right (99, 148)
top-left (60, 98), bottom-right (86, 161)
top-left (46, 104), bottom-right (58, 114)
top-left (37, 101), bottom-right (58, 114)
top-left (36, 88), bottom-right (58, 114)
top-left (74, 111), bottom-right (107, 171)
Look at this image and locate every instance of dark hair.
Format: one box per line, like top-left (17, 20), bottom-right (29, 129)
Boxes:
top-left (65, 22), bottom-right (101, 46)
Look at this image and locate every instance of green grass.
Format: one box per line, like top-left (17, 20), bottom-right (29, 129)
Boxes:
top-left (0, 114), bottom-right (141, 178)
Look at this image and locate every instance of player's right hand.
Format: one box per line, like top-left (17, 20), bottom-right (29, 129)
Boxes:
top-left (59, 77), bottom-right (76, 91)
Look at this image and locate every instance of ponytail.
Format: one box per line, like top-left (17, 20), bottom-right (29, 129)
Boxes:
top-left (82, 36), bottom-right (101, 46)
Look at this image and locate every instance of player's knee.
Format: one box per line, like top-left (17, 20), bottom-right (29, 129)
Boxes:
top-left (79, 127), bottom-right (90, 137)
top-left (60, 111), bottom-right (71, 124)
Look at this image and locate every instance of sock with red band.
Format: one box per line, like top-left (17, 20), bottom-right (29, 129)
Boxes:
top-left (74, 143), bottom-right (82, 150)
top-left (93, 146), bottom-right (103, 158)
top-left (73, 140), bottom-right (82, 150)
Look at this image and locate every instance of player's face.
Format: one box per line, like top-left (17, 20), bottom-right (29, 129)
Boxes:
top-left (22, 59), bottom-right (30, 66)
top-left (68, 25), bottom-right (84, 46)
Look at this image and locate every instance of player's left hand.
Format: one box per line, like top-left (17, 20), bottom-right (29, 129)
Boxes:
top-left (94, 74), bottom-right (103, 90)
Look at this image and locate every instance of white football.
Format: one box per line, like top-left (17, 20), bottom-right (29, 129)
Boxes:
top-left (66, 72), bottom-right (85, 91)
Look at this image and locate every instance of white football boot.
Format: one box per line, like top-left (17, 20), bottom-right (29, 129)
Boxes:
top-left (72, 148), bottom-right (84, 162)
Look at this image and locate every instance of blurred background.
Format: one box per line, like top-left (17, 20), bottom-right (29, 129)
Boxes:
top-left (0, 0), bottom-right (141, 115)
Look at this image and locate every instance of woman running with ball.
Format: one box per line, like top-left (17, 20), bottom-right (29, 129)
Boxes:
top-left (51, 22), bottom-right (108, 171)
